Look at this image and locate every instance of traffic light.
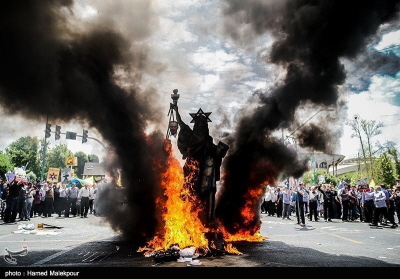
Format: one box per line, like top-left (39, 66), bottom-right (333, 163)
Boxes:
top-left (82, 129), bottom-right (88, 143)
top-left (55, 125), bottom-right (61, 140)
top-left (45, 123), bottom-right (51, 138)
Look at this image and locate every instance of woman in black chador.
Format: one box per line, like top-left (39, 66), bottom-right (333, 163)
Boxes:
top-left (172, 104), bottom-right (229, 230)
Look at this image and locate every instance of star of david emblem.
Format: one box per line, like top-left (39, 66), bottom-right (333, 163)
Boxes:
top-left (49, 173), bottom-right (57, 181)
top-left (189, 108), bottom-right (212, 123)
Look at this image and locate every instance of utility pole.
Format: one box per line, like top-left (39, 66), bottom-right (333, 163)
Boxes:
top-left (40, 116), bottom-right (50, 182)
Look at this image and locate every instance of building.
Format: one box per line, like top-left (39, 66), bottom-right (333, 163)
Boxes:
top-left (82, 162), bottom-right (107, 182)
top-left (298, 152), bottom-right (346, 175)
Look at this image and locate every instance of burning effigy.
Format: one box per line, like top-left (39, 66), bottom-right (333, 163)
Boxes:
top-left (137, 90), bottom-right (264, 262)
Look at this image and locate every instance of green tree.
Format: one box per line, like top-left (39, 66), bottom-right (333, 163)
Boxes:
top-left (0, 152), bottom-right (14, 179)
top-left (5, 136), bottom-right (41, 176)
top-left (387, 148), bottom-right (400, 179)
top-left (376, 152), bottom-right (396, 188)
top-left (88, 154), bottom-right (99, 163)
top-left (302, 170), bottom-right (340, 187)
top-left (337, 172), bottom-right (362, 186)
top-left (26, 171), bottom-right (37, 182)
top-left (46, 144), bottom-right (74, 169)
top-left (74, 151), bottom-right (88, 178)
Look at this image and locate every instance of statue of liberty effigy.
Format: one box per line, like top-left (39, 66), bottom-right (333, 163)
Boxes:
top-left (170, 101), bottom-right (229, 233)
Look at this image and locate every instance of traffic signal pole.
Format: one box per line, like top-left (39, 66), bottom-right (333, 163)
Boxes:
top-left (52, 130), bottom-right (108, 150)
top-left (40, 122), bottom-right (107, 181)
top-left (40, 116), bottom-right (50, 182)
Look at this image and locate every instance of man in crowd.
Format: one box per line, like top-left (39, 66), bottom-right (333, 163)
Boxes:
top-left (370, 185), bottom-right (398, 228)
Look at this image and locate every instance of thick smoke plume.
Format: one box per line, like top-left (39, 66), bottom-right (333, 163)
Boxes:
top-left (0, 0), bottom-right (166, 245)
top-left (215, 0), bottom-right (400, 233)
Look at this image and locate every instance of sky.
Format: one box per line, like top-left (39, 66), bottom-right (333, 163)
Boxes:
top-left (0, 0), bottom-right (399, 161)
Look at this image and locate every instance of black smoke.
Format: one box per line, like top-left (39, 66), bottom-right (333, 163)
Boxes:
top-left (0, 0), bottom-right (166, 245)
top-left (216, 0), bottom-right (400, 234)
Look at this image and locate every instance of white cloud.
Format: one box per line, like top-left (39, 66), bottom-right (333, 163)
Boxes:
top-left (340, 74), bottom-right (400, 158)
top-left (375, 30), bottom-right (400, 50)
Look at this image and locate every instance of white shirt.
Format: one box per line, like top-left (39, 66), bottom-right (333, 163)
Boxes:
top-left (89, 188), bottom-right (97, 200)
top-left (39, 187), bottom-right (46, 201)
top-left (78, 187), bottom-right (90, 198)
top-left (59, 188), bottom-right (68, 198)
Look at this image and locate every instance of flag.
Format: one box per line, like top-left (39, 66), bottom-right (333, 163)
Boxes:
top-left (369, 179), bottom-right (375, 189)
top-left (337, 181), bottom-right (345, 189)
top-left (47, 168), bottom-right (60, 182)
top-left (83, 176), bottom-right (94, 186)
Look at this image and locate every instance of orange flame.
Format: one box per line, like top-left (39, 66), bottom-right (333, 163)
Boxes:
top-left (140, 141), bottom-right (267, 256)
top-left (143, 152), bottom-right (209, 252)
top-left (220, 187), bottom-right (267, 243)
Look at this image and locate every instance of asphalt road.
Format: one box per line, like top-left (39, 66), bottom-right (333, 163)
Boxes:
top-left (0, 213), bottom-right (399, 276)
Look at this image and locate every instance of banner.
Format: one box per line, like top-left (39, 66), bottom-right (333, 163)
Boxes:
top-left (83, 176), bottom-right (94, 186)
top-left (66, 157), bottom-right (78, 166)
top-left (61, 168), bottom-right (72, 183)
top-left (47, 168), bottom-right (60, 183)
top-left (14, 167), bottom-right (27, 178)
top-left (6, 172), bottom-right (15, 182)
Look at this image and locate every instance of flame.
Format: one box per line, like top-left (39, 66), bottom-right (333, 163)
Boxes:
top-left (139, 141), bottom-right (267, 257)
top-left (220, 187), bottom-right (267, 243)
top-left (143, 151), bottom-right (209, 252)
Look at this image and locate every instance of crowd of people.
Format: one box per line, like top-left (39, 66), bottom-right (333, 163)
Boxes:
top-left (2, 175), bottom-right (400, 230)
top-left (0, 177), bottom-right (101, 224)
top-left (261, 182), bottom-right (400, 228)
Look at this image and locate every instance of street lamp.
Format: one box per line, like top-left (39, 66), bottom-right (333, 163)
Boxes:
top-left (284, 108), bottom-right (335, 142)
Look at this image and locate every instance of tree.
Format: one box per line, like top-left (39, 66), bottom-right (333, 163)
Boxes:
top-left (88, 154), bottom-right (99, 163)
top-left (302, 170), bottom-right (340, 187)
top-left (26, 171), bottom-right (37, 182)
top-left (38, 138), bottom-right (51, 181)
top-left (0, 152), bottom-right (14, 179)
top-left (361, 118), bottom-right (384, 178)
top-left (376, 152), bottom-right (396, 188)
top-left (74, 151), bottom-right (88, 179)
top-left (337, 172), bottom-right (362, 187)
top-left (5, 136), bottom-right (41, 176)
top-left (347, 115), bottom-right (384, 179)
top-left (46, 144), bottom-right (74, 170)
top-left (387, 148), bottom-right (400, 179)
